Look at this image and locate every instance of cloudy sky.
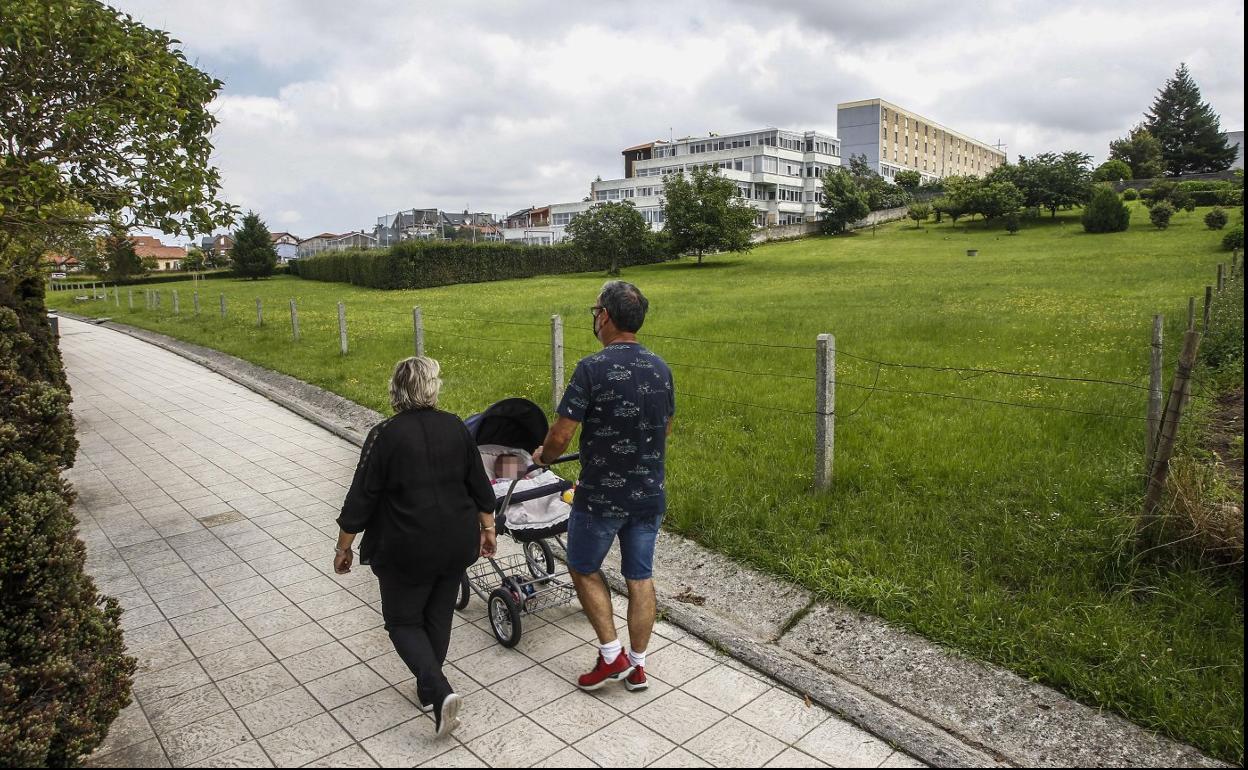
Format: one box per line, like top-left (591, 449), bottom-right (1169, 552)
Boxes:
top-left (112, 0), bottom-right (1244, 240)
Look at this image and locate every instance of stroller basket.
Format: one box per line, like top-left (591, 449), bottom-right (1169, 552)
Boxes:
top-left (466, 553), bottom-right (574, 614)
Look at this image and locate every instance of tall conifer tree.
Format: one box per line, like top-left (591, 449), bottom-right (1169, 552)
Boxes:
top-left (1144, 64), bottom-right (1237, 175)
top-left (231, 211), bottom-right (278, 279)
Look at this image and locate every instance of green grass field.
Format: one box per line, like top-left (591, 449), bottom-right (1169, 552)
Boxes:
top-left (52, 203), bottom-right (1244, 761)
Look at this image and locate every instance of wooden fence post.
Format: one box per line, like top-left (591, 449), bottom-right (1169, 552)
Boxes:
top-left (1217, 264), bottom-right (1225, 292)
top-left (256, 297), bottom-right (263, 327)
top-left (551, 314), bottom-right (564, 414)
top-left (413, 306), bottom-right (424, 357)
top-left (815, 333), bottom-right (836, 489)
top-left (114, 286), bottom-right (120, 308)
top-left (1186, 296), bottom-right (1195, 330)
top-left (219, 294), bottom-right (226, 319)
top-left (338, 301), bottom-right (348, 355)
top-left (1139, 329), bottom-right (1202, 539)
top-left (193, 291), bottom-right (200, 315)
top-left (290, 299), bottom-right (300, 341)
top-left (1145, 314), bottom-right (1163, 479)
top-left (1203, 285), bottom-right (1212, 332)
top-left (172, 289), bottom-right (180, 315)
top-left (128, 289), bottom-right (134, 311)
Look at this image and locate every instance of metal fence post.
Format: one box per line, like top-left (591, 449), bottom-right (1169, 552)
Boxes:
top-left (219, 294), bottom-right (226, 319)
top-left (290, 299), bottom-right (300, 341)
top-left (413, 306), bottom-right (424, 357)
top-left (338, 301), bottom-right (348, 355)
top-left (256, 297), bottom-right (264, 327)
top-left (1145, 314), bottom-right (1163, 480)
top-left (172, 289), bottom-right (180, 315)
top-left (551, 314), bottom-right (564, 413)
top-left (815, 333), bottom-right (835, 489)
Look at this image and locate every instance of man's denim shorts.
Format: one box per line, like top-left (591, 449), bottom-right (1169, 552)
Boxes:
top-left (565, 508), bottom-right (663, 580)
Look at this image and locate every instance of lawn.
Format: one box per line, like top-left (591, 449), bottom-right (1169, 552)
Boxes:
top-left (52, 203), bottom-right (1244, 762)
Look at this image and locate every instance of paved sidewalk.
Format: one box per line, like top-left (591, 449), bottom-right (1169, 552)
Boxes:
top-left (62, 318), bottom-right (922, 768)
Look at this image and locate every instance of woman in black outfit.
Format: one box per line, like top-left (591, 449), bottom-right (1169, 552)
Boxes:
top-left (333, 356), bottom-right (496, 739)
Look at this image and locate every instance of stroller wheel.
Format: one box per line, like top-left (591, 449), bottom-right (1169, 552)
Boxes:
top-left (524, 540), bottom-right (556, 579)
top-left (455, 573), bottom-right (471, 610)
top-left (488, 587), bottom-right (523, 647)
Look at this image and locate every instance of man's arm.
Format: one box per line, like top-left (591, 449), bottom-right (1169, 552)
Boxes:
top-left (533, 415), bottom-right (579, 466)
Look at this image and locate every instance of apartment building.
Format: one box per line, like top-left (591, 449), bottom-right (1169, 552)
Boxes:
top-left (837, 98), bottom-right (1006, 183)
top-left (504, 127), bottom-right (842, 243)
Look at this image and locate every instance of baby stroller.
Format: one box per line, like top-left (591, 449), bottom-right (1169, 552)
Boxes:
top-left (457, 398), bottom-right (579, 647)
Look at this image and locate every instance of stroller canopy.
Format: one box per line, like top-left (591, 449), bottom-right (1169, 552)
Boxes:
top-left (465, 398), bottom-right (548, 451)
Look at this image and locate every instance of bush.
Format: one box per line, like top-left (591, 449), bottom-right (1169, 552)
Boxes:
top-left (0, 272), bottom-right (135, 765)
top-left (1004, 211), bottom-right (1021, 235)
top-left (1141, 181), bottom-right (1176, 205)
top-left (1201, 271), bottom-right (1244, 370)
top-left (50, 269), bottom-right (235, 289)
top-left (1092, 159), bottom-right (1133, 182)
top-left (906, 202), bottom-right (931, 228)
top-left (1149, 201), bottom-right (1175, 229)
top-left (1081, 185), bottom-right (1132, 233)
top-left (1171, 189), bottom-right (1196, 213)
top-left (1122, 187), bottom-right (1140, 201)
top-left (1204, 208), bottom-right (1229, 230)
top-left (1222, 224), bottom-right (1244, 251)
top-left (294, 239), bottom-right (668, 290)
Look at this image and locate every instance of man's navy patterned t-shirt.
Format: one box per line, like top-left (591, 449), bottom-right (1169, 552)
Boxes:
top-left (557, 342), bottom-right (675, 518)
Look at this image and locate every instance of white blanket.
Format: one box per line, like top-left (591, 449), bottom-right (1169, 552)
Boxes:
top-left (492, 471), bottom-right (572, 529)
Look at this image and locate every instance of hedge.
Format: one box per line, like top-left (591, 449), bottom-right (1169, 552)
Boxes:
top-left (0, 270), bottom-right (134, 765)
top-left (49, 265), bottom-right (293, 290)
top-left (292, 240), bottom-right (667, 290)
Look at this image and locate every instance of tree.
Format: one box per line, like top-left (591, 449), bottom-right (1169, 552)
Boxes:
top-left (1092, 160), bottom-right (1133, 183)
top-left (819, 168), bottom-right (870, 234)
top-left (1108, 126), bottom-right (1165, 180)
top-left (968, 180), bottom-right (1024, 221)
top-left (1144, 63), bottom-right (1238, 175)
top-left (1149, 201), bottom-right (1175, 229)
top-left (182, 246), bottom-right (206, 272)
top-left (1004, 211), bottom-right (1021, 235)
top-left (932, 196), bottom-right (967, 227)
top-left (907, 202), bottom-right (932, 228)
top-left (660, 167), bottom-right (757, 264)
top-left (1204, 208), bottom-right (1228, 230)
top-left (996, 152), bottom-right (1092, 217)
top-left (565, 201), bottom-right (651, 276)
top-left (231, 212), bottom-right (278, 279)
top-left (99, 227), bottom-right (146, 281)
top-left (1081, 185), bottom-right (1132, 233)
top-left (894, 170), bottom-right (922, 193)
top-left (847, 154), bottom-right (909, 210)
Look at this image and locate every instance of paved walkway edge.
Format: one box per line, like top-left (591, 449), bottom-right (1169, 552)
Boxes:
top-left (60, 312), bottom-right (1225, 769)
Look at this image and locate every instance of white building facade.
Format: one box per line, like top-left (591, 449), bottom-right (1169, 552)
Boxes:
top-left (505, 127), bottom-right (842, 243)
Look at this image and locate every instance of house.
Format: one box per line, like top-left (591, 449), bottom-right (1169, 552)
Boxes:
top-left (374, 208), bottom-right (443, 244)
top-left (42, 252), bottom-right (82, 273)
top-left (269, 232), bottom-right (300, 263)
top-left (297, 233), bottom-right (339, 258)
top-left (131, 235), bottom-right (188, 271)
top-left (441, 210), bottom-right (503, 241)
top-left (197, 234), bottom-right (234, 262)
top-left (327, 231), bottom-right (377, 251)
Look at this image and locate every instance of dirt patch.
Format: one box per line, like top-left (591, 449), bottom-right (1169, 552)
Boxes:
top-left (1206, 387), bottom-right (1244, 491)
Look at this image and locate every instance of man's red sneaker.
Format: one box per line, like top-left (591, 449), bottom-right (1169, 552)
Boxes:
top-left (577, 652), bottom-right (633, 690)
top-left (624, 664), bottom-right (648, 692)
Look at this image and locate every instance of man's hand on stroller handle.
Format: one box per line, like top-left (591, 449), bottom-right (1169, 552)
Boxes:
top-left (533, 416), bottom-right (579, 468)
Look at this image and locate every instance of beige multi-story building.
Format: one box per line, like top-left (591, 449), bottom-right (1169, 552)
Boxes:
top-left (837, 98), bottom-right (1006, 183)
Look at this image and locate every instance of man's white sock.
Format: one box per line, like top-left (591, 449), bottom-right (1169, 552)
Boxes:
top-left (599, 639), bottom-right (622, 664)
top-left (628, 649), bottom-right (646, 668)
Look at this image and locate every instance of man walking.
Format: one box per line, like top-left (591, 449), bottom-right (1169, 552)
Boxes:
top-left (533, 280), bottom-right (674, 691)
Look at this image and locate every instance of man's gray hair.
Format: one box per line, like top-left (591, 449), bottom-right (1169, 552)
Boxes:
top-left (599, 280), bottom-right (649, 333)
top-left (390, 356), bottom-right (441, 411)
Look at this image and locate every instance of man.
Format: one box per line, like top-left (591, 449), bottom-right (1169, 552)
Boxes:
top-left (533, 280), bottom-right (674, 692)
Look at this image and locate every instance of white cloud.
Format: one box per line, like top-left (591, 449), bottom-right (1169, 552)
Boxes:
top-left (111, 1), bottom-right (1244, 239)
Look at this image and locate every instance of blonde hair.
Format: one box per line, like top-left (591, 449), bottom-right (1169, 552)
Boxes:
top-left (390, 356), bottom-right (441, 411)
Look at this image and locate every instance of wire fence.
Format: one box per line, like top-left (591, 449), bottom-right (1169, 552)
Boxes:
top-left (59, 258), bottom-right (1241, 489)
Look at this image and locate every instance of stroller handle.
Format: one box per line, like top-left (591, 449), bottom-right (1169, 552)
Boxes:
top-left (526, 453), bottom-right (578, 474)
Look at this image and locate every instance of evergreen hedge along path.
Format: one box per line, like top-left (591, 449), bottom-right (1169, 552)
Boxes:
top-left (54, 203), bottom-right (1244, 763)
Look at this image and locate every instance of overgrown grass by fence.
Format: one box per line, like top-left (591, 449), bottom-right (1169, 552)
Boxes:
top-left (291, 239), bottom-right (668, 290)
top-left (49, 208), bottom-right (1245, 762)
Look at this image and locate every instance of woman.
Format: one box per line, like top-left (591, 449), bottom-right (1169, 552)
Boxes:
top-left (333, 356), bottom-right (496, 738)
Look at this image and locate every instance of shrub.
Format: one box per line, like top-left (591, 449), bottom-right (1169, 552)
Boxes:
top-left (1004, 211), bottom-right (1021, 235)
top-left (1149, 201), bottom-right (1175, 229)
top-left (1122, 187), bottom-right (1140, 201)
top-left (0, 272), bottom-right (135, 766)
top-left (294, 238), bottom-right (668, 290)
top-left (906, 202), bottom-right (932, 228)
top-left (1171, 189), bottom-right (1196, 213)
top-left (1141, 180), bottom-right (1176, 205)
top-left (1221, 224), bottom-right (1244, 251)
top-left (1082, 185), bottom-right (1132, 233)
top-left (1204, 207), bottom-right (1229, 230)
top-left (1092, 159), bottom-right (1133, 182)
